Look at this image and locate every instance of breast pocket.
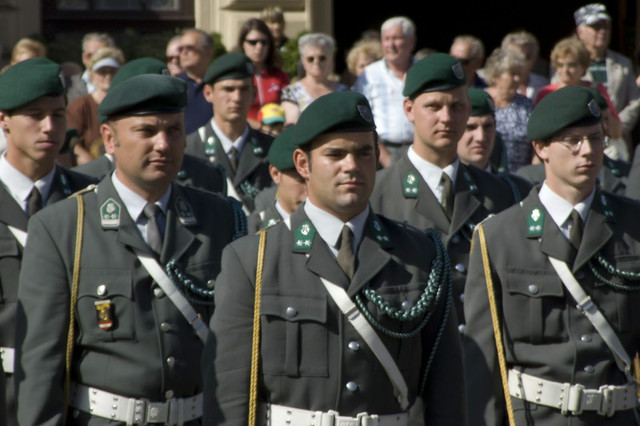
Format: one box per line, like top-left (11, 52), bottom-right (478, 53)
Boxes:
top-left (76, 269), bottom-right (135, 343)
top-left (504, 270), bottom-right (566, 344)
top-left (260, 294), bottom-right (328, 377)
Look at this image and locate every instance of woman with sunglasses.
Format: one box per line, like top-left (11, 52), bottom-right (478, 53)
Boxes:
top-left (281, 33), bottom-right (348, 125)
top-left (236, 18), bottom-right (289, 128)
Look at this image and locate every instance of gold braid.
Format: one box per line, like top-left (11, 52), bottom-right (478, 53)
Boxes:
top-left (477, 224), bottom-right (515, 426)
top-left (63, 194), bottom-right (85, 425)
top-left (248, 229), bottom-right (267, 426)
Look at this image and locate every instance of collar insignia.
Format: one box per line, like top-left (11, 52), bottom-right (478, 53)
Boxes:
top-left (176, 197), bottom-right (197, 225)
top-left (403, 172), bottom-right (419, 198)
top-left (100, 198), bottom-right (121, 228)
top-left (369, 217), bottom-right (392, 247)
top-left (527, 207), bottom-right (544, 237)
top-left (294, 220), bottom-right (316, 251)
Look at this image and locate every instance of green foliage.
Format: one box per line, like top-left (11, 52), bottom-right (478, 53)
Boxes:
top-left (211, 32), bottom-right (227, 60)
top-left (281, 30), bottom-right (309, 80)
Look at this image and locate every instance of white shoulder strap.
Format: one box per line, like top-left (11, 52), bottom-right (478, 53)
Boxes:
top-left (548, 256), bottom-right (633, 381)
top-left (7, 225), bottom-right (27, 247)
top-left (135, 250), bottom-right (208, 343)
top-left (319, 277), bottom-right (409, 410)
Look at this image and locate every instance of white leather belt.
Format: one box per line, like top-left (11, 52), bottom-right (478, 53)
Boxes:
top-left (508, 369), bottom-right (639, 417)
top-left (260, 403), bottom-right (409, 426)
top-left (1, 346), bottom-right (14, 373)
top-left (70, 383), bottom-right (202, 425)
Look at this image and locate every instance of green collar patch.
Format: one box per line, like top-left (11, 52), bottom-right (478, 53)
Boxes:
top-left (100, 198), bottom-right (121, 228)
top-left (598, 193), bottom-right (615, 221)
top-left (249, 137), bottom-right (266, 157)
top-left (603, 156), bottom-right (621, 177)
top-left (369, 217), bottom-right (392, 247)
top-left (175, 196), bottom-right (197, 225)
top-left (205, 135), bottom-right (218, 156)
top-left (403, 172), bottom-right (419, 198)
top-left (294, 220), bottom-right (316, 251)
top-left (527, 207), bottom-right (544, 237)
top-left (461, 168), bottom-right (478, 193)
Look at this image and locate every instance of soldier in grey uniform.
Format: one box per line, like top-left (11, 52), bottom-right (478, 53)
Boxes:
top-left (0, 58), bottom-right (96, 426)
top-left (247, 125), bottom-right (306, 233)
top-left (464, 85), bottom-right (640, 425)
top-left (185, 53), bottom-right (273, 213)
top-left (370, 53), bottom-right (530, 332)
top-left (73, 57), bottom-right (226, 194)
top-left (15, 74), bottom-right (241, 425)
top-left (204, 91), bottom-right (465, 425)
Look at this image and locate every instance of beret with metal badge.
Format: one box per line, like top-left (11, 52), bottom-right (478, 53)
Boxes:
top-left (0, 57), bottom-right (65, 110)
top-left (403, 53), bottom-right (466, 99)
top-left (203, 52), bottom-right (254, 85)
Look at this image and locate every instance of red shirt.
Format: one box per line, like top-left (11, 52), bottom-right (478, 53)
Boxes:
top-left (249, 67), bottom-right (290, 122)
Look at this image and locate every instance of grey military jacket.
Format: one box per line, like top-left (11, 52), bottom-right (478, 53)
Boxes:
top-left (73, 153), bottom-right (226, 194)
top-left (0, 167), bottom-right (96, 426)
top-left (185, 123), bottom-right (273, 212)
top-left (204, 207), bottom-right (465, 425)
top-left (15, 177), bottom-right (236, 425)
top-left (463, 187), bottom-right (640, 425)
top-left (370, 154), bottom-right (530, 328)
top-left (625, 144), bottom-right (640, 200)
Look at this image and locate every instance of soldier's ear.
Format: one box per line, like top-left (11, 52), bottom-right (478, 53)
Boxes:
top-left (203, 84), bottom-right (214, 103)
top-left (101, 123), bottom-right (116, 155)
top-left (0, 112), bottom-right (8, 133)
top-left (269, 164), bottom-right (282, 185)
top-left (293, 148), bottom-right (311, 180)
top-left (403, 98), bottom-right (415, 123)
top-left (532, 139), bottom-right (549, 162)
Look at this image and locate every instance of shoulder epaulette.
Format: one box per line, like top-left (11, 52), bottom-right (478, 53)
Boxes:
top-left (70, 184), bottom-right (97, 198)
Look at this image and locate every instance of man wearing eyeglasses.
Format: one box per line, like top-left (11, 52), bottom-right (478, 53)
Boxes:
top-left (449, 35), bottom-right (487, 88)
top-left (178, 28), bottom-right (215, 134)
top-left (464, 85), bottom-right (640, 425)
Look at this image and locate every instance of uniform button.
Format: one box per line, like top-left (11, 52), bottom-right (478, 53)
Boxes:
top-left (166, 356), bottom-right (176, 367)
top-left (584, 365), bottom-right (594, 374)
top-left (401, 300), bottom-right (411, 310)
top-left (575, 271), bottom-right (585, 280)
top-left (207, 279), bottom-right (215, 289)
top-left (165, 390), bottom-right (174, 399)
top-left (285, 306), bottom-right (297, 318)
top-left (450, 235), bottom-right (460, 244)
top-left (459, 293), bottom-right (465, 303)
top-left (580, 334), bottom-right (592, 343)
top-left (96, 284), bottom-right (107, 297)
top-left (455, 263), bottom-right (466, 273)
top-left (528, 284), bottom-right (539, 295)
top-left (348, 341), bottom-right (360, 351)
top-left (458, 324), bottom-right (466, 334)
top-left (160, 322), bottom-right (171, 332)
top-left (177, 170), bottom-right (187, 179)
top-left (345, 381), bottom-right (358, 392)
top-left (154, 287), bottom-right (165, 298)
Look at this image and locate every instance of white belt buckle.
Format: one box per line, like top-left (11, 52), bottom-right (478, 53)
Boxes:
top-left (357, 412), bottom-right (379, 426)
top-left (597, 385), bottom-right (616, 417)
top-left (578, 388), bottom-right (602, 415)
top-left (147, 401), bottom-right (168, 424)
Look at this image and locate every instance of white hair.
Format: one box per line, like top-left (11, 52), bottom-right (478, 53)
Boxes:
top-left (381, 16), bottom-right (416, 37)
top-left (298, 33), bottom-right (335, 56)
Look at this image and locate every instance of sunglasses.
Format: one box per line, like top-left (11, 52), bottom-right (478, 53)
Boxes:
top-left (245, 39), bottom-right (269, 46)
top-left (166, 55), bottom-right (179, 62)
top-left (306, 55), bottom-right (327, 64)
top-left (178, 45), bottom-right (201, 54)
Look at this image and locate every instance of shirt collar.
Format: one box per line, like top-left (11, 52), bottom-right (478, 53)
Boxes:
top-left (303, 199), bottom-right (369, 254)
top-left (407, 147), bottom-right (459, 193)
top-left (275, 199), bottom-right (291, 221)
top-left (539, 182), bottom-right (594, 228)
top-left (211, 121), bottom-right (249, 156)
top-left (111, 171), bottom-right (171, 223)
top-left (0, 154), bottom-right (56, 211)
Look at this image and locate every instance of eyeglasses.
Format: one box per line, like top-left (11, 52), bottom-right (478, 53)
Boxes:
top-left (244, 39), bottom-right (269, 46)
top-left (178, 45), bottom-right (201, 54)
top-left (306, 55), bottom-right (327, 64)
top-left (555, 61), bottom-right (579, 69)
top-left (166, 55), bottom-right (179, 62)
top-left (555, 135), bottom-right (608, 153)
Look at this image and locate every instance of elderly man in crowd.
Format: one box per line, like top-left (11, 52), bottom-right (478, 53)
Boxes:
top-left (66, 32), bottom-right (116, 102)
top-left (450, 35), bottom-right (487, 88)
top-left (353, 16), bottom-right (416, 167)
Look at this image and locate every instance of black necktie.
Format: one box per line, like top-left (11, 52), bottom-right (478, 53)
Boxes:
top-left (441, 173), bottom-right (454, 220)
top-left (229, 147), bottom-right (239, 173)
top-left (143, 203), bottom-right (164, 255)
top-left (27, 187), bottom-right (43, 217)
top-left (337, 225), bottom-right (355, 280)
top-left (569, 209), bottom-right (584, 250)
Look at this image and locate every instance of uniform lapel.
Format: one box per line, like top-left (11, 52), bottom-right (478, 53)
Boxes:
top-left (233, 129), bottom-right (262, 187)
top-left (347, 213), bottom-right (391, 296)
top-left (449, 165), bottom-right (481, 236)
top-left (161, 184), bottom-right (196, 264)
top-left (47, 167), bottom-right (70, 205)
top-left (573, 192), bottom-right (614, 272)
top-left (0, 183), bottom-right (28, 231)
top-left (208, 128), bottom-right (236, 182)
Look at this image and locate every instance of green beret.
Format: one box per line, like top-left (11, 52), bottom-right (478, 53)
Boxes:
top-left (0, 58), bottom-right (64, 110)
top-left (403, 53), bottom-right (466, 99)
top-left (292, 91), bottom-right (376, 147)
top-left (98, 74), bottom-right (187, 123)
top-left (203, 53), bottom-right (254, 85)
top-left (469, 88), bottom-right (495, 116)
top-left (586, 86), bottom-right (608, 111)
top-left (268, 126), bottom-right (297, 171)
top-left (111, 57), bottom-right (170, 88)
top-left (527, 85), bottom-right (602, 140)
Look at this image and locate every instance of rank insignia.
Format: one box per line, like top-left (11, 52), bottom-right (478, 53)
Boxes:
top-left (599, 194), bottom-right (615, 221)
top-left (252, 144), bottom-right (264, 156)
top-left (176, 197), bottom-right (197, 225)
top-left (527, 207), bottom-right (544, 237)
top-left (100, 198), bottom-right (121, 228)
top-left (369, 218), bottom-right (392, 247)
top-left (294, 220), bottom-right (316, 251)
top-left (94, 300), bottom-right (113, 331)
top-left (205, 136), bottom-right (217, 156)
top-left (462, 169), bottom-right (478, 193)
top-left (403, 172), bottom-right (419, 198)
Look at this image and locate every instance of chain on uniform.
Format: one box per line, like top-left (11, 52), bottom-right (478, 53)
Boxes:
top-left (229, 197), bottom-right (248, 240)
top-left (588, 254), bottom-right (640, 291)
top-left (165, 259), bottom-right (216, 306)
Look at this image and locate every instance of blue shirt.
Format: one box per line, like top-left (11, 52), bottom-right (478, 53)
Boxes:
top-left (178, 72), bottom-right (213, 135)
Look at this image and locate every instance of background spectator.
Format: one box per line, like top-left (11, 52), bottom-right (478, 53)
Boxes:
top-left (342, 39), bottom-right (383, 86)
top-left (450, 35), bottom-right (486, 88)
top-left (165, 34), bottom-right (183, 76)
top-left (260, 5), bottom-right (289, 51)
top-left (501, 30), bottom-right (549, 101)
top-left (67, 32), bottom-right (115, 102)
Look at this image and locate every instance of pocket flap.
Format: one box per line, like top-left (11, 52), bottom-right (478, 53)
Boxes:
top-left (505, 269), bottom-right (564, 298)
top-left (261, 294), bottom-right (327, 323)
top-left (78, 269), bottom-right (132, 298)
top-left (0, 236), bottom-right (20, 257)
